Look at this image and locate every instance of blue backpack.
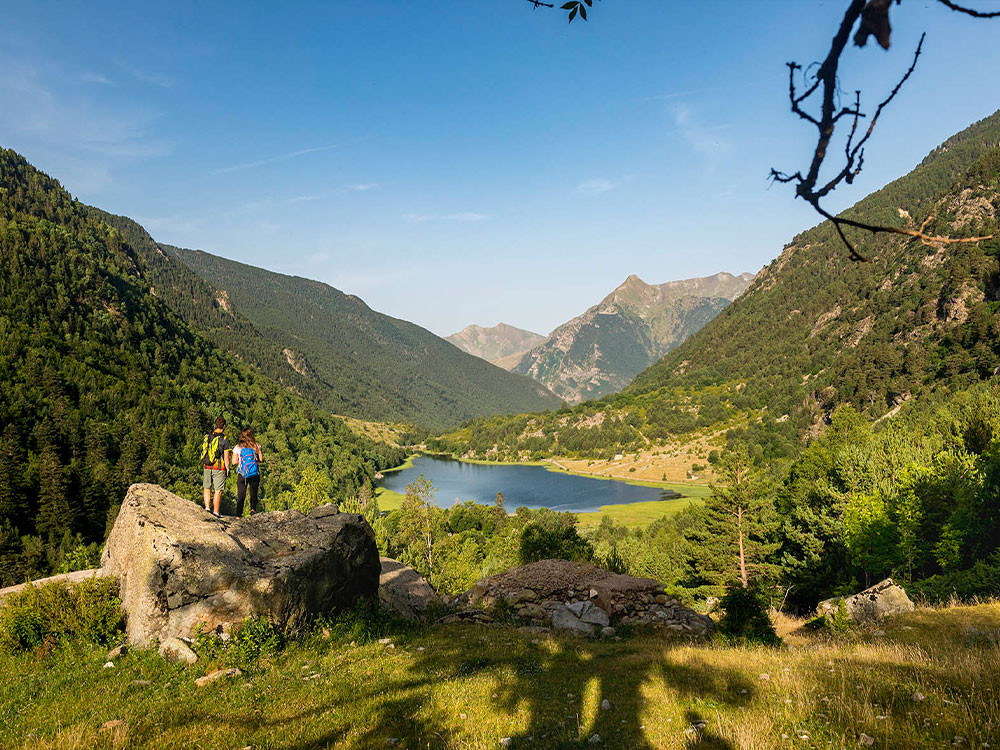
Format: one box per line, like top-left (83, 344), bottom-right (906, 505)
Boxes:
top-left (238, 446), bottom-right (260, 478)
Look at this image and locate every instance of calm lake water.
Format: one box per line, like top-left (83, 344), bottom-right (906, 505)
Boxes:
top-left (378, 455), bottom-right (685, 513)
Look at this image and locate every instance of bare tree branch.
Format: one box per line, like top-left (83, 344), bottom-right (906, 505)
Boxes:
top-left (771, 0), bottom-right (996, 259)
top-left (936, 0), bottom-right (1000, 18)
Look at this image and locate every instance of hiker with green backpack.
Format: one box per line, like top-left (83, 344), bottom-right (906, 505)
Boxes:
top-left (201, 417), bottom-right (232, 517)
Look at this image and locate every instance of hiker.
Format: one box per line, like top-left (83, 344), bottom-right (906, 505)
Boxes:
top-left (233, 427), bottom-right (264, 516)
top-left (201, 417), bottom-right (232, 517)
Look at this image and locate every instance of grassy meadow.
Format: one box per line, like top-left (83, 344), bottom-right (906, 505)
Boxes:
top-left (3, 602), bottom-right (998, 749)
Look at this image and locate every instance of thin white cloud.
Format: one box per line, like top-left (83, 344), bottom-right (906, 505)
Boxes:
top-left (210, 143), bottom-right (343, 176)
top-left (576, 178), bottom-right (618, 196)
top-left (345, 183), bottom-right (377, 192)
top-left (403, 212), bottom-right (489, 223)
top-left (672, 103), bottom-right (733, 166)
top-left (114, 60), bottom-right (174, 88)
top-left (81, 72), bottom-right (113, 86)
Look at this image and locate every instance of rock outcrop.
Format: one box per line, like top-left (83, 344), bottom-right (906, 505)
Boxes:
top-left (458, 559), bottom-right (713, 637)
top-left (102, 483), bottom-right (380, 647)
top-left (379, 557), bottom-right (441, 619)
top-left (817, 578), bottom-right (915, 623)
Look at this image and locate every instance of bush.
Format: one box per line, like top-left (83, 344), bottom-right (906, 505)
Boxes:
top-left (313, 597), bottom-right (409, 644)
top-left (193, 616), bottom-right (284, 672)
top-left (519, 523), bottom-right (593, 565)
top-left (0, 577), bottom-right (124, 652)
top-left (717, 581), bottom-right (781, 646)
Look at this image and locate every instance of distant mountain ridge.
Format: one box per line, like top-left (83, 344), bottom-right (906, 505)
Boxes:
top-left (512, 272), bottom-right (753, 403)
top-left (446, 323), bottom-right (546, 369)
top-left (171, 249), bottom-right (561, 430)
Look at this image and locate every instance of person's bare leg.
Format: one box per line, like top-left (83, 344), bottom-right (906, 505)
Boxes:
top-left (213, 488), bottom-right (223, 516)
top-left (203, 487), bottom-right (211, 511)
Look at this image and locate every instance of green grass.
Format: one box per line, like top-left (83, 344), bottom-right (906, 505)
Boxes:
top-left (375, 487), bottom-right (405, 511)
top-left (379, 454), bottom-right (418, 474)
top-left (576, 497), bottom-right (706, 530)
top-left (2, 604), bottom-right (998, 748)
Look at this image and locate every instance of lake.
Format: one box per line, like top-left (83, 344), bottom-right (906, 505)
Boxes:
top-left (377, 455), bottom-right (689, 513)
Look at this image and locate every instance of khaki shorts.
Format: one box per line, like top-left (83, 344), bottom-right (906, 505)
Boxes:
top-left (203, 468), bottom-right (227, 492)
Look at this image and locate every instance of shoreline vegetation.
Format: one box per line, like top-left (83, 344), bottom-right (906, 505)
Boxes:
top-left (373, 452), bottom-right (713, 524)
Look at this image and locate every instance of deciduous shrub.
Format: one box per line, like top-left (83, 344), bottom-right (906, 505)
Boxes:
top-left (193, 616), bottom-right (284, 672)
top-left (0, 577), bottom-right (124, 652)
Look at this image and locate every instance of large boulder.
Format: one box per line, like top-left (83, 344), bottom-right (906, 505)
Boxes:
top-left (817, 578), bottom-right (915, 624)
top-left (102, 483), bottom-right (380, 647)
top-left (379, 557), bottom-right (441, 619)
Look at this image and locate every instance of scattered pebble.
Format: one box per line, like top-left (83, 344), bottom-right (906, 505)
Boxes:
top-left (954, 738), bottom-right (967, 746)
top-left (740, 689), bottom-right (748, 695)
top-left (588, 734), bottom-right (601, 745)
top-left (600, 699), bottom-right (612, 711)
top-left (131, 680), bottom-right (151, 686)
top-left (499, 738), bottom-right (512, 748)
top-left (102, 662), bottom-right (115, 669)
top-left (387, 739), bottom-right (399, 746)
top-left (912, 691), bottom-right (926, 702)
top-left (460, 713), bottom-right (467, 720)
top-left (106, 645), bottom-right (126, 660)
top-left (416, 646), bottom-right (425, 652)
top-left (759, 673), bottom-right (770, 681)
top-left (195, 668), bottom-right (243, 688)
top-left (859, 733), bottom-right (875, 746)
top-left (875, 715), bottom-right (888, 720)
top-left (377, 638), bottom-right (393, 646)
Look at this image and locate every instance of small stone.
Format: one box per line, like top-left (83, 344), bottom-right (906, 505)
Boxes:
top-left (759, 673), bottom-right (770, 681)
top-left (860, 734), bottom-right (875, 747)
top-left (500, 739), bottom-right (513, 748)
top-left (106, 645), bottom-right (126, 660)
top-left (954, 738), bottom-right (967, 746)
top-left (321, 628), bottom-right (332, 639)
top-left (588, 734), bottom-right (601, 745)
top-left (740, 689), bottom-right (748, 695)
top-left (912, 691), bottom-right (926, 702)
top-left (387, 739), bottom-right (399, 746)
top-left (100, 720), bottom-right (124, 731)
top-left (103, 661), bottom-right (115, 669)
top-left (194, 668), bottom-right (243, 687)
top-left (589, 589), bottom-right (598, 599)
top-left (600, 627), bottom-right (616, 638)
top-left (460, 713), bottom-right (467, 719)
top-left (159, 636), bottom-right (197, 665)
top-left (600, 699), bottom-right (611, 711)
top-left (875, 715), bottom-right (887, 720)
top-left (416, 646), bottom-right (425, 651)
top-left (377, 637), bottom-right (393, 645)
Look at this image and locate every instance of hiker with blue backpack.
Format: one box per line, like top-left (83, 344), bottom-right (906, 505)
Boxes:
top-left (233, 427), bottom-right (264, 516)
top-left (201, 417), bottom-right (232, 517)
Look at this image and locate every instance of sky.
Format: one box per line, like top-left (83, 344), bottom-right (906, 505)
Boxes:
top-left (2, 1), bottom-right (999, 336)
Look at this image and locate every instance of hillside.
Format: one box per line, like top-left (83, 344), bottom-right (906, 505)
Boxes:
top-left (513, 272), bottom-right (752, 403)
top-left (3, 601), bottom-right (997, 749)
top-left (0, 149), bottom-right (404, 585)
top-left (170, 248), bottom-right (561, 431)
top-left (626, 109), bottom-right (1000, 457)
top-left (446, 323), bottom-right (545, 369)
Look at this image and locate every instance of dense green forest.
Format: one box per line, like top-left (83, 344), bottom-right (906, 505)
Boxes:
top-left (392, 383), bottom-right (1000, 609)
top-left (0, 149), bottom-right (405, 586)
top-left (170, 247), bottom-right (561, 431)
top-left (435, 110), bottom-right (1000, 465)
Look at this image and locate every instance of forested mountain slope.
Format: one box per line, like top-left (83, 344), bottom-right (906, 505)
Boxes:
top-left (446, 323), bottom-right (545, 369)
top-left (512, 272), bottom-right (752, 403)
top-left (627, 108), bottom-right (1000, 458)
top-left (0, 149), bottom-right (404, 585)
top-left (171, 248), bottom-right (561, 431)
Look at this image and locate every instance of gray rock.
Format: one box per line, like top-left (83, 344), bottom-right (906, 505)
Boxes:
top-left (567, 600), bottom-right (592, 618)
top-left (579, 605), bottom-right (610, 628)
top-left (158, 636), bottom-right (197, 665)
top-left (600, 626), bottom-right (616, 638)
top-left (551, 604), bottom-right (596, 635)
top-left (106, 645), bottom-right (126, 660)
top-left (379, 557), bottom-right (440, 620)
top-left (817, 578), bottom-right (915, 624)
top-left (102, 483), bottom-right (380, 647)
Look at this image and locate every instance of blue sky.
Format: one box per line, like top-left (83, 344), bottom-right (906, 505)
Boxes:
top-left (2, 1), bottom-right (999, 336)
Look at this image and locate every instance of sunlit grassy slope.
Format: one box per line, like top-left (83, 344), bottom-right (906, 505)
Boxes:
top-left (2, 603), bottom-right (998, 749)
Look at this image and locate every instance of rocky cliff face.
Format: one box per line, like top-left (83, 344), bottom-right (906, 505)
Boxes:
top-left (513, 272), bottom-right (752, 403)
top-left (446, 323), bottom-right (546, 369)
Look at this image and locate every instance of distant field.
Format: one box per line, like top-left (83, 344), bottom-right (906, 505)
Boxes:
top-left (576, 496), bottom-right (706, 529)
top-left (375, 487), bottom-right (405, 511)
top-left (3, 603), bottom-right (997, 748)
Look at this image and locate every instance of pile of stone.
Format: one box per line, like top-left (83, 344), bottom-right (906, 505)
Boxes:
top-left (456, 559), bottom-right (713, 637)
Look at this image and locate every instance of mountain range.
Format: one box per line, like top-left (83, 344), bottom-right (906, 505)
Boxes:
top-left (507, 272), bottom-right (752, 403)
top-left (446, 323), bottom-right (545, 370)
